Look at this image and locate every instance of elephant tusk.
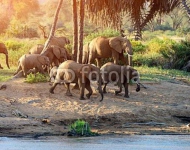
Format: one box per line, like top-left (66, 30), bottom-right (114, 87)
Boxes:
top-left (127, 53), bottom-right (133, 57)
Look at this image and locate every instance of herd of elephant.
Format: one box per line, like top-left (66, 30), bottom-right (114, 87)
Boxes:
top-left (0, 35), bottom-right (141, 101)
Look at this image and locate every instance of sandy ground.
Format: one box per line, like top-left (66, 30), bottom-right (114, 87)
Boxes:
top-left (0, 77), bottom-right (190, 137)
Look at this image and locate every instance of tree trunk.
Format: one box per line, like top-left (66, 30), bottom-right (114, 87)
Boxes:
top-left (72, 0), bottom-right (78, 62)
top-left (41, 0), bottom-right (63, 55)
top-left (77, 0), bottom-right (85, 63)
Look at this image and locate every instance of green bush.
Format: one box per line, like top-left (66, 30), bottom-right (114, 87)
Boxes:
top-left (133, 53), bottom-right (165, 67)
top-left (164, 30), bottom-right (176, 36)
top-left (68, 120), bottom-right (98, 137)
top-left (25, 72), bottom-right (48, 83)
top-left (131, 40), bottom-right (146, 54)
top-left (147, 38), bottom-right (164, 53)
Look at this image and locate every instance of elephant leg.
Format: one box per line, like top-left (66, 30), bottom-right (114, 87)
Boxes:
top-left (120, 53), bottom-right (128, 65)
top-left (65, 83), bottom-right (72, 96)
top-left (103, 83), bottom-right (108, 93)
top-left (37, 66), bottom-right (45, 74)
top-left (49, 82), bottom-right (59, 94)
top-left (85, 79), bottom-right (93, 99)
top-left (78, 78), bottom-right (86, 100)
top-left (123, 81), bottom-right (129, 98)
top-left (96, 58), bottom-right (101, 68)
top-left (115, 82), bottom-right (122, 95)
top-left (72, 83), bottom-right (80, 90)
top-left (22, 67), bottom-right (28, 77)
top-left (14, 65), bottom-right (22, 75)
top-left (112, 51), bottom-right (119, 64)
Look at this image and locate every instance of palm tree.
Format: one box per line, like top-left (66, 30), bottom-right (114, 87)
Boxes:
top-left (72, 0), bottom-right (78, 61)
top-left (77, 0), bottom-right (85, 63)
top-left (85, 0), bottom-right (180, 40)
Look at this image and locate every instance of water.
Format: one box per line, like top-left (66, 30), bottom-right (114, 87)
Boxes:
top-left (0, 135), bottom-right (189, 150)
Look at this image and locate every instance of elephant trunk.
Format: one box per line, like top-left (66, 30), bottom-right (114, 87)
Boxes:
top-left (5, 54), bottom-right (10, 69)
top-left (136, 83), bottom-right (140, 92)
top-left (136, 77), bottom-right (141, 92)
top-left (125, 39), bottom-right (133, 66)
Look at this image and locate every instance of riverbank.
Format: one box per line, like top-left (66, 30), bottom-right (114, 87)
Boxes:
top-left (0, 78), bottom-right (189, 137)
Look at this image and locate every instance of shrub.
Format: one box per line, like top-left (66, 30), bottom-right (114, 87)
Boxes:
top-left (68, 120), bottom-right (98, 137)
top-left (25, 72), bottom-right (48, 83)
top-left (147, 38), bottom-right (163, 53)
top-left (133, 53), bottom-right (165, 67)
top-left (131, 40), bottom-right (146, 54)
top-left (160, 40), bottom-right (190, 69)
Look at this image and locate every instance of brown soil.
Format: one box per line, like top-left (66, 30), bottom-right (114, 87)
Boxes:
top-left (0, 78), bottom-right (190, 137)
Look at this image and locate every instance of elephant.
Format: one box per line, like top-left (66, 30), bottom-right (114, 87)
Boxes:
top-left (49, 36), bottom-right (70, 48)
top-left (0, 42), bottom-right (10, 69)
top-left (84, 36), bottom-right (133, 67)
top-left (100, 62), bottom-right (140, 98)
top-left (29, 44), bottom-right (68, 67)
top-left (49, 66), bottom-right (58, 82)
top-left (49, 60), bottom-right (104, 101)
top-left (14, 54), bottom-right (50, 77)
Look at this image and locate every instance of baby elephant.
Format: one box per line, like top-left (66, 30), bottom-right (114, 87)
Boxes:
top-left (100, 62), bottom-right (140, 98)
top-left (14, 54), bottom-right (50, 77)
top-left (49, 66), bottom-right (58, 82)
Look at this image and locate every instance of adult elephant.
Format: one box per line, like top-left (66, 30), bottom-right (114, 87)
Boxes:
top-left (49, 60), bottom-right (103, 101)
top-left (0, 43), bottom-right (10, 69)
top-left (49, 36), bottom-right (70, 48)
top-left (29, 44), bottom-right (68, 67)
top-left (86, 36), bottom-right (133, 67)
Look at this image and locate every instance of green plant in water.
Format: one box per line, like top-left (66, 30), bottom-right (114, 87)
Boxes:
top-left (25, 72), bottom-right (48, 83)
top-left (68, 120), bottom-right (99, 137)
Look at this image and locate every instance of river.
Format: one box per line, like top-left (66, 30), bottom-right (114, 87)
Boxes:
top-left (0, 135), bottom-right (189, 150)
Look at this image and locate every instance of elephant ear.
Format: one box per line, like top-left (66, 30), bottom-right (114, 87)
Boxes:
top-left (37, 55), bottom-right (46, 65)
top-left (52, 45), bottom-right (61, 59)
top-left (109, 36), bottom-right (124, 53)
top-left (60, 47), bottom-right (67, 60)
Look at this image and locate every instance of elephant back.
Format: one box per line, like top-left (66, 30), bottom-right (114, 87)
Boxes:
top-left (29, 44), bottom-right (44, 54)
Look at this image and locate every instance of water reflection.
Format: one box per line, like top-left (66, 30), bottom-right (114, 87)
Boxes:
top-left (0, 135), bottom-right (189, 150)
